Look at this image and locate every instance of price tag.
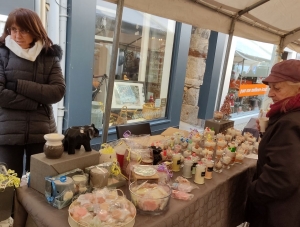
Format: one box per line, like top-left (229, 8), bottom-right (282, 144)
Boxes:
top-left (155, 99), bottom-right (161, 108)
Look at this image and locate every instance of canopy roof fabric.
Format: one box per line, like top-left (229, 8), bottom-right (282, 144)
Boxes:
top-left (106, 0), bottom-right (300, 52)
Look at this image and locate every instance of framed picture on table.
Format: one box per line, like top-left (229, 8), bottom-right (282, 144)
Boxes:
top-left (112, 81), bottom-right (145, 110)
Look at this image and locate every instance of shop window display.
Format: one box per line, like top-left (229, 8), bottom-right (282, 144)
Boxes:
top-left (92, 0), bottom-right (176, 128)
top-left (228, 37), bottom-right (275, 117)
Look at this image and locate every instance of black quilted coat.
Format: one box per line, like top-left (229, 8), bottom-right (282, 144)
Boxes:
top-left (0, 44), bottom-right (65, 145)
top-left (246, 109), bottom-right (300, 227)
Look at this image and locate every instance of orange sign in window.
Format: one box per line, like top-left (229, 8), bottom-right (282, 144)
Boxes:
top-left (238, 84), bottom-right (268, 97)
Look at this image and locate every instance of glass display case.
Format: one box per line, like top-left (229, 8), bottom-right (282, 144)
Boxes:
top-left (91, 0), bottom-right (176, 128)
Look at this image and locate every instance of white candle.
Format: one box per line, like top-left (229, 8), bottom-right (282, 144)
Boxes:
top-left (53, 176), bottom-right (74, 196)
top-left (204, 160), bottom-right (214, 180)
top-left (172, 152), bottom-right (181, 172)
top-left (72, 175), bottom-right (87, 184)
top-left (182, 159), bottom-right (193, 178)
top-left (194, 163), bottom-right (206, 185)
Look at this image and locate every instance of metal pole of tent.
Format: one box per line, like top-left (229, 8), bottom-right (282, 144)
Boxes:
top-left (101, 0), bottom-right (124, 143)
top-left (215, 23), bottom-right (235, 110)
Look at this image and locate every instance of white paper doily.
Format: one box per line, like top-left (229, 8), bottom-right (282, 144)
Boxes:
top-left (134, 166), bottom-right (157, 176)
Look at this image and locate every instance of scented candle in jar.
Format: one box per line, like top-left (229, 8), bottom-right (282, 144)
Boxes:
top-left (236, 146), bottom-right (246, 155)
top-left (216, 133), bottom-right (225, 140)
top-left (172, 152), bottom-right (182, 172)
top-left (215, 148), bottom-right (224, 160)
top-left (217, 139), bottom-right (227, 150)
top-left (246, 135), bottom-right (257, 144)
top-left (204, 160), bottom-right (214, 179)
top-left (192, 144), bottom-right (202, 156)
top-left (201, 149), bottom-right (210, 159)
top-left (204, 127), bottom-right (215, 137)
top-left (234, 138), bottom-right (243, 146)
top-left (227, 152), bottom-right (236, 166)
top-left (169, 137), bottom-right (175, 149)
top-left (173, 132), bottom-right (183, 145)
top-left (191, 152), bottom-right (200, 174)
top-left (248, 144), bottom-right (254, 154)
top-left (226, 127), bottom-right (236, 137)
top-left (227, 147), bottom-right (236, 165)
top-left (201, 148), bottom-right (208, 157)
top-left (162, 139), bottom-right (169, 150)
top-left (221, 155), bottom-right (232, 169)
top-left (174, 144), bottom-right (182, 153)
top-left (187, 140), bottom-right (193, 151)
top-left (72, 174), bottom-right (88, 194)
top-left (183, 149), bottom-right (192, 158)
top-left (243, 132), bottom-right (253, 141)
top-left (235, 130), bottom-right (242, 137)
top-left (191, 132), bottom-right (202, 144)
top-left (213, 159), bottom-right (223, 173)
top-left (241, 141), bottom-right (252, 155)
top-left (194, 162), bottom-right (206, 185)
top-left (166, 148), bottom-right (173, 160)
top-left (182, 157), bottom-right (193, 178)
top-left (235, 135), bottom-right (245, 143)
top-left (235, 152), bottom-right (245, 164)
top-left (181, 138), bottom-right (188, 149)
top-left (204, 134), bottom-right (216, 151)
top-left (206, 149), bottom-right (214, 159)
top-left (225, 134), bottom-right (233, 142)
top-left (201, 158), bottom-right (208, 165)
top-left (228, 141), bottom-right (238, 150)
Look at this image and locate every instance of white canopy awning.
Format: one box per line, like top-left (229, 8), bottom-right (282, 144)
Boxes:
top-left (105, 0), bottom-right (300, 52)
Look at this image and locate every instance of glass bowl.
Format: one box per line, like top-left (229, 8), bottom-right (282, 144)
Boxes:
top-left (129, 181), bottom-right (171, 215)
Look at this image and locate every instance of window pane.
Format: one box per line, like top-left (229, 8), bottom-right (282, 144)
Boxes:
top-left (0, 14), bottom-right (8, 34)
top-left (227, 37), bottom-right (275, 118)
top-left (92, 0), bottom-right (175, 128)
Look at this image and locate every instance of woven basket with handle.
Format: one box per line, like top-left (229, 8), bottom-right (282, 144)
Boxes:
top-left (142, 103), bottom-right (161, 120)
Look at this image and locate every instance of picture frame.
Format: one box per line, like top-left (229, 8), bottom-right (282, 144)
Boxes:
top-left (111, 81), bottom-right (145, 110)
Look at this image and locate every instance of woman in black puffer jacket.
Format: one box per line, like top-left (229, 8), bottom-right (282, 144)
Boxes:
top-left (0, 8), bottom-right (66, 177)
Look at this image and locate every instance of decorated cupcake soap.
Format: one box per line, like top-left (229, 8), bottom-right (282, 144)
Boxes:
top-left (204, 127), bottom-right (215, 137)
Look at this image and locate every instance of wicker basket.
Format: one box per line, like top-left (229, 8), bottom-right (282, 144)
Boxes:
top-left (68, 189), bottom-right (136, 227)
top-left (111, 106), bottom-right (128, 126)
top-left (142, 103), bottom-right (161, 120)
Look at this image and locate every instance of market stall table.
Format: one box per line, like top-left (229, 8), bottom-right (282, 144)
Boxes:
top-left (14, 158), bottom-right (256, 227)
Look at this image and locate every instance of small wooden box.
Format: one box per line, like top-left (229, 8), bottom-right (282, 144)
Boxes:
top-left (204, 119), bottom-right (234, 134)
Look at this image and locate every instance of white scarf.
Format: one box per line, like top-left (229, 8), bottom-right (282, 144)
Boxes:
top-left (5, 35), bottom-right (43, 61)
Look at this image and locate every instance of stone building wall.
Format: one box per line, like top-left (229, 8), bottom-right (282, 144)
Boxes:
top-left (180, 27), bottom-right (210, 125)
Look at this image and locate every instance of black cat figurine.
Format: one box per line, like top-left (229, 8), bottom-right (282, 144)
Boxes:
top-left (63, 124), bottom-right (99, 154)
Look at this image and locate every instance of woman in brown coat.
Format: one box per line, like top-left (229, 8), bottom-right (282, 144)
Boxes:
top-left (0, 8), bottom-right (65, 177)
top-left (246, 59), bottom-right (300, 227)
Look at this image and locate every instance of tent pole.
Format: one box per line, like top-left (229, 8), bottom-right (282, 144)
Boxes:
top-left (101, 0), bottom-right (124, 143)
top-left (276, 38), bottom-right (284, 63)
top-left (240, 58), bottom-right (245, 86)
top-left (215, 20), bottom-right (235, 110)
